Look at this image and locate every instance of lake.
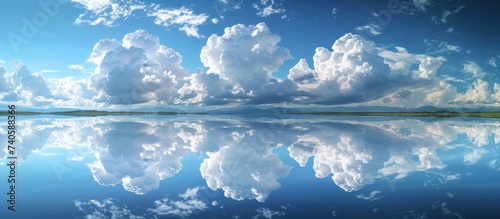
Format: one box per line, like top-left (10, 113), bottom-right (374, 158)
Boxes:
top-left (1, 115), bottom-right (499, 218)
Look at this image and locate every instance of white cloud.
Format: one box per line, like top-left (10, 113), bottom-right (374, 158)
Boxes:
top-left (356, 191), bottom-right (382, 201)
top-left (0, 60), bottom-right (54, 106)
top-left (355, 23), bottom-right (382, 36)
top-left (148, 187), bottom-right (208, 218)
top-left (252, 0), bottom-right (286, 17)
top-left (438, 42), bottom-right (461, 53)
top-left (416, 56), bottom-right (446, 79)
top-left (68, 64), bottom-right (84, 70)
top-left (74, 198), bottom-right (146, 219)
top-left (35, 69), bottom-right (61, 74)
top-left (332, 210), bottom-right (337, 217)
top-left (75, 188), bottom-right (207, 218)
top-left (68, 156), bottom-right (84, 161)
top-left (71, 1), bottom-right (208, 38)
top-left (211, 18), bottom-right (219, 24)
top-left (148, 6), bottom-right (208, 38)
top-left (289, 33), bottom-right (435, 104)
top-left (332, 8), bottom-right (337, 15)
top-left (424, 40), bottom-right (461, 54)
top-left (252, 207), bottom-right (285, 219)
top-left (441, 6), bottom-right (465, 23)
top-left (71, 0), bottom-right (112, 12)
top-left (200, 127), bottom-right (291, 202)
top-left (462, 61), bottom-right (486, 79)
top-left (441, 202), bottom-right (465, 219)
top-left (287, 119), bottom-right (472, 191)
top-left (87, 121), bottom-right (202, 195)
top-left (47, 77), bottom-right (98, 107)
top-left (199, 22), bottom-right (291, 94)
top-left (72, 0), bottom-right (146, 27)
top-left (446, 27), bottom-right (455, 33)
top-left (452, 79), bottom-right (494, 104)
top-left (489, 57), bottom-right (497, 68)
top-left (0, 66), bottom-right (8, 92)
top-left (88, 29), bottom-right (189, 104)
top-left (412, 0), bottom-right (432, 12)
top-left (463, 148), bottom-right (486, 165)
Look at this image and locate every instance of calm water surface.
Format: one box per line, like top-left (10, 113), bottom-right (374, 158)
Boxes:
top-left (1, 115), bottom-right (499, 218)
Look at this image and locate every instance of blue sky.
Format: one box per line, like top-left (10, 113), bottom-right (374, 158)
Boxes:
top-left (1, 0), bottom-right (499, 109)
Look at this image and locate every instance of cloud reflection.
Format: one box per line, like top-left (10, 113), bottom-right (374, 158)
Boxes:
top-left (2, 116), bottom-right (499, 198)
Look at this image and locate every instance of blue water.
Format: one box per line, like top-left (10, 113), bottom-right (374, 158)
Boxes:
top-left (0, 115), bottom-right (499, 218)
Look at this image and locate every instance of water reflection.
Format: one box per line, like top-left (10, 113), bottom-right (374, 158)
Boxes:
top-left (1, 116), bottom-right (499, 217)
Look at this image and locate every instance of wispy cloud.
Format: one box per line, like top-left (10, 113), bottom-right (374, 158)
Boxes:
top-left (252, 207), bottom-right (285, 219)
top-left (147, 6), bottom-right (208, 38)
top-left (35, 69), bottom-right (61, 74)
top-left (252, 0), bottom-right (286, 18)
top-left (463, 61), bottom-right (486, 79)
top-left (412, 0), bottom-right (432, 12)
top-left (148, 187), bottom-right (208, 218)
top-left (355, 23), bottom-right (382, 35)
top-left (356, 191), bottom-right (382, 201)
top-left (71, 0), bottom-right (208, 38)
top-left (72, 0), bottom-right (146, 27)
top-left (74, 198), bottom-right (146, 219)
top-left (441, 6), bottom-right (465, 23)
top-left (68, 64), bottom-right (84, 70)
top-left (489, 57), bottom-right (497, 68)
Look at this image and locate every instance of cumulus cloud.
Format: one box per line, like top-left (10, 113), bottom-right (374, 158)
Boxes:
top-left (3, 21), bottom-right (495, 109)
top-left (200, 123), bottom-right (292, 202)
top-left (0, 60), bottom-right (54, 106)
top-left (201, 22), bottom-right (290, 90)
top-left (88, 29), bottom-right (189, 104)
top-left (288, 33), bottom-right (443, 104)
top-left (183, 22), bottom-right (293, 105)
top-left (287, 119), bottom-right (470, 191)
top-left (87, 121), bottom-right (202, 195)
top-left (452, 79), bottom-right (500, 104)
top-left (47, 77), bottom-right (98, 107)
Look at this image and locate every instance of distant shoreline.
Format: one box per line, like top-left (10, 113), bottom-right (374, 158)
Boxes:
top-left (2, 110), bottom-right (500, 118)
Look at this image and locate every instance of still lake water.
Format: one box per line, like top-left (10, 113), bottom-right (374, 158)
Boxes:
top-left (1, 114), bottom-right (499, 218)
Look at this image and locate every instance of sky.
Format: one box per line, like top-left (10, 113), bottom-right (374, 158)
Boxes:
top-left (1, 0), bottom-right (499, 110)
